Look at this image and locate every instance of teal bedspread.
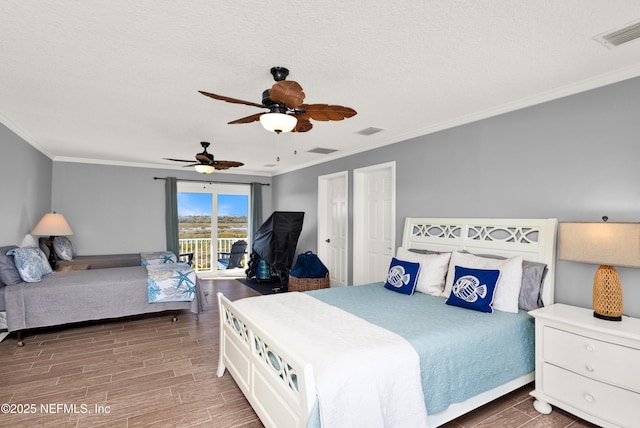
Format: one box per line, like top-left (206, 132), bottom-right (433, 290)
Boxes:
top-left (307, 283), bottom-right (535, 415)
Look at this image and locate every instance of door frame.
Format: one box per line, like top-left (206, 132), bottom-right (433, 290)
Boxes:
top-left (352, 161), bottom-right (396, 285)
top-left (317, 170), bottom-right (349, 287)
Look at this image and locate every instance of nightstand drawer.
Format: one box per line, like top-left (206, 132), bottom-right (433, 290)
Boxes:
top-left (543, 363), bottom-right (640, 428)
top-left (544, 326), bottom-right (640, 392)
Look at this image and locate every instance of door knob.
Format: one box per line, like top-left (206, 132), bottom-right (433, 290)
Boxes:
top-left (325, 239), bottom-right (330, 243)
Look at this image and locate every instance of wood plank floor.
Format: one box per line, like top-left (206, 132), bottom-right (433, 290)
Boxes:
top-left (0, 279), bottom-right (598, 428)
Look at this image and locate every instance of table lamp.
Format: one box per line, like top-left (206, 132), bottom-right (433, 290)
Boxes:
top-left (31, 212), bottom-right (74, 269)
top-left (559, 218), bottom-right (640, 321)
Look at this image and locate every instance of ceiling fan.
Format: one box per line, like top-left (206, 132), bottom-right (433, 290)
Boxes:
top-left (199, 66), bottom-right (357, 133)
top-left (164, 141), bottom-right (243, 173)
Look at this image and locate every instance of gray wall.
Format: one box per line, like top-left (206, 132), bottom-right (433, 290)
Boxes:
top-left (52, 162), bottom-right (271, 255)
top-left (3, 75), bottom-right (640, 317)
top-left (272, 76), bottom-right (640, 317)
top-left (0, 123), bottom-right (52, 246)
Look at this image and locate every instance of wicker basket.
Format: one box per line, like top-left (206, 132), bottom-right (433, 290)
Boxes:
top-left (288, 273), bottom-right (330, 292)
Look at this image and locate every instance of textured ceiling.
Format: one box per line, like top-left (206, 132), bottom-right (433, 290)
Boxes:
top-left (2, 1), bottom-right (640, 176)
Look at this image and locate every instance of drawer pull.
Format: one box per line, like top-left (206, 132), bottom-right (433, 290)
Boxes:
top-left (584, 393), bottom-right (594, 403)
top-left (585, 364), bottom-right (594, 372)
top-left (585, 344), bottom-right (594, 352)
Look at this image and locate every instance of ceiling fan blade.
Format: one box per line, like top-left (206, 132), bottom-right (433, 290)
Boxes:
top-left (228, 112), bottom-right (264, 124)
top-left (213, 160), bottom-right (244, 170)
top-left (292, 118), bottom-right (313, 133)
top-left (300, 104), bottom-right (357, 121)
top-left (198, 90), bottom-right (266, 109)
top-left (269, 81), bottom-right (305, 108)
top-left (164, 158), bottom-right (195, 163)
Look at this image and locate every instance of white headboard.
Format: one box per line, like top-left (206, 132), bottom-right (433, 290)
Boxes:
top-left (401, 217), bottom-right (558, 305)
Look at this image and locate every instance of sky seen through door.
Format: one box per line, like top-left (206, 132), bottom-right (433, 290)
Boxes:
top-left (178, 193), bottom-right (248, 216)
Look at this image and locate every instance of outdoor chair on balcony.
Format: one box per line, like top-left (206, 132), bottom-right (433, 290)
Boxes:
top-left (179, 252), bottom-right (194, 267)
top-left (217, 240), bottom-right (248, 270)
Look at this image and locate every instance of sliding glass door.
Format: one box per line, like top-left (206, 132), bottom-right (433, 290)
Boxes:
top-left (177, 182), bottom-right (250, 276)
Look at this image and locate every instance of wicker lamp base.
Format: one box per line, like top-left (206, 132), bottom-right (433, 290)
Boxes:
top-left (592, 265), bottom-right (623, 321)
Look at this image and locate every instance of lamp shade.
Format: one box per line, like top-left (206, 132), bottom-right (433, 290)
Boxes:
top-left (559, 222), bottom-right (640, 268)
top-left (260, 113), bottom-right (297, 133)
top-left (560, 221), bottom-right (640, 321)
top-left (31, 212), bottom-right (74, 236)
top-left (194, 164), bottom-right (215, 174)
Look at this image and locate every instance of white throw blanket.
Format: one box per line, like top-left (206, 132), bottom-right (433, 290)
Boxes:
top-left (233, 292), bottom-right (429, 428)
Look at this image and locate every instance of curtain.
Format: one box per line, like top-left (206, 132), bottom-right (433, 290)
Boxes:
top-left (250, 182), bottom-right (263, 242)
top-left (165, 177), bottom-right (179, 255)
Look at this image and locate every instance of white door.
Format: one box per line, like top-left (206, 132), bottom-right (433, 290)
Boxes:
top-left (353, 162), bottom-right (395, 285)
top-left (317, 171), bottom-right (348, 287)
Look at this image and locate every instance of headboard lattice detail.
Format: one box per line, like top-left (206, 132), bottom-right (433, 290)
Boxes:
top-left (412, 224), bottom-right (461, 239)
top-left (402, 217), bottom-right (558, 306)
top-left (467, 226), bottom-right (539, 244)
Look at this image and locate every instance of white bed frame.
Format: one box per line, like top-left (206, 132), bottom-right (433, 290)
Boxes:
top-left (217, 217), bottom-right (558, 428)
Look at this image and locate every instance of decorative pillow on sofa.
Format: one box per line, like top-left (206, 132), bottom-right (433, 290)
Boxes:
top-left (141, 251), bottom-right (178, 265)
top-left (0, 245), bottom-right (23, 286)
top-left (6, 246), bottom-right (53, 283)
top-left (446, 266), bottom-right (500, 313)
top-left (384, 257), bottom-right (421, 295)
top-left (444, 251), bottom-right (523, 313)
top-left (53, 236), bottom-right (74, 261)
top-left (396, 247), bottom-right (450, 296)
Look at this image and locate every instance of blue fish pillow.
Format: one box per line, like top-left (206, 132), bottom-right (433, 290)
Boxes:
top-left (384, 257), bottom-right (421, 295)
top-left (445, 266), bottom-right (500, 313)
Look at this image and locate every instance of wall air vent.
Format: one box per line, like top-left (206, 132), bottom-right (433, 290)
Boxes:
top-left (356, 127), bottom-right (385, 136)
top-left (307, 147), bottom-right (338, 155)
top-left (594, 18), bottom-right (640, 49)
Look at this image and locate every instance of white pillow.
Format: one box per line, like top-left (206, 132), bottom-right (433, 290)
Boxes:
top-left (443, 251), bottom-right (523, 313)
top-left (395, 247), bottom-right (451, 296)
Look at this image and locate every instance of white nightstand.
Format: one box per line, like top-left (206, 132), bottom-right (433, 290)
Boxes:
top-left (529, 304), bottom-right (640, 428)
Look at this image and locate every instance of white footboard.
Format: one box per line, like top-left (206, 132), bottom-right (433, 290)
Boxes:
top-left (217, 292), bottom-right (316, 428)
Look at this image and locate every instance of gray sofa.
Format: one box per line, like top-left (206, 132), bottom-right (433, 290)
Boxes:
top-left (55, 253), bottom-right (141, 270)
top-left (38, 237), bottom-right (142, 270)
top-left (1, 246), bottom-right (204, 346)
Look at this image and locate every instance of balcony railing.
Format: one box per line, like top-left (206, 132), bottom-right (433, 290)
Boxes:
top-left (179, 237), bottom-right (246, 272)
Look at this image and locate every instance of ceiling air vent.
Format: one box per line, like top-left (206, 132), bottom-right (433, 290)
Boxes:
top-left (356, 127), bottom-right (384, 136)
top-left (594, 18), bottom-right (640, 49)
top-left (307, 147), bottom-right (338, 155)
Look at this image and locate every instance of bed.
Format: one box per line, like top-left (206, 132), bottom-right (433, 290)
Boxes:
top-left (216, 217), bottom-right (558, 427)
top-left (1, 248), bottom-right (205, 346)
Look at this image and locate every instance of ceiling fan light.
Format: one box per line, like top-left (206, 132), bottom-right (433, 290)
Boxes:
top-left (194, 164), bottom-right (215, 174)
top-left (260, 113), bottom-right (297, 133)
